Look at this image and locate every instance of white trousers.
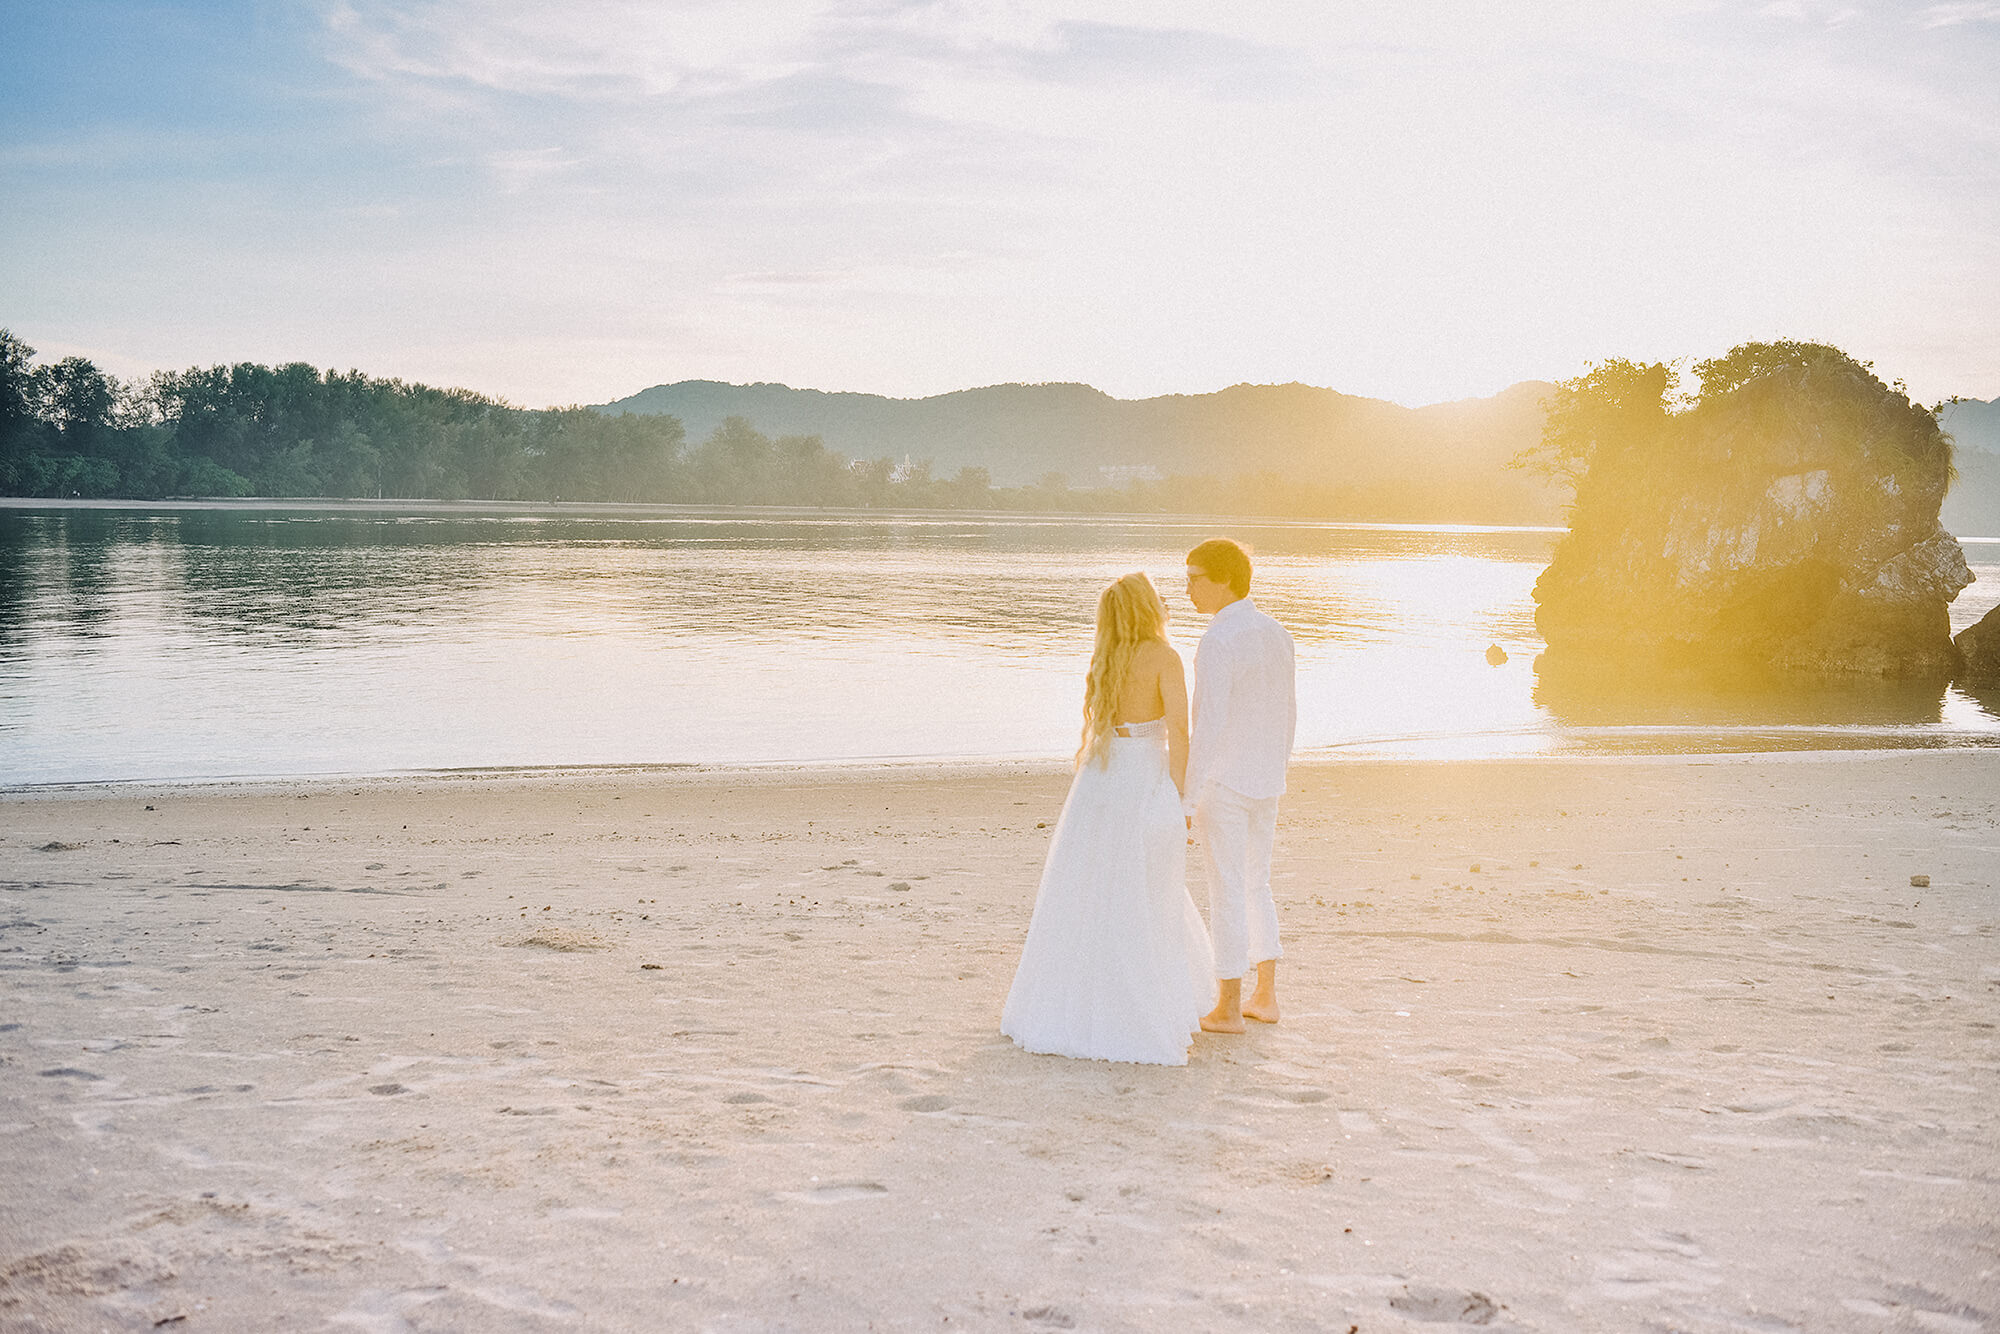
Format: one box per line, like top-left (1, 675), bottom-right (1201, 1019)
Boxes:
top-left (1194, 786), bottom-right (1282, 979)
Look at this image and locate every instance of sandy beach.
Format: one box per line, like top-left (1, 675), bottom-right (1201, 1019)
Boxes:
top-left (2, 753), bottom-right (1995, 1333)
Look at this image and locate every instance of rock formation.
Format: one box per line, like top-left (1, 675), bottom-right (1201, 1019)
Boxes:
top-left (1955, 605), bottom-right (2000, 685)
top-left (1533, 344), bottom-right (1973, 680)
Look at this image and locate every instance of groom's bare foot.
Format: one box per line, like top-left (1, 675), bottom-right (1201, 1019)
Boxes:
top-left (1200, 1005), bottom-right (1245, 1035)
top-left (1242, 960), bottom-right (1279, 1023)
top-left (1202, 978), bottom-right (1245, 1034)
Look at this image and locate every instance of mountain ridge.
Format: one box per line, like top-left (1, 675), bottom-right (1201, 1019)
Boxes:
top-left (597, 377), bottom-right (1563, 524)
top-left (594, 380), bottom-right (2000, 532)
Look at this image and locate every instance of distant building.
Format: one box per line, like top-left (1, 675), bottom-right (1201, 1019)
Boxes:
top-left (1097, 464), bottom-right (1162, 489)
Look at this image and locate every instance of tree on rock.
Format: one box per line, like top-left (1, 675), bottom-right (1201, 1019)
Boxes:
top-left (1517, 357), bottom-right (1679, 493)
top-left (1530, 341), bottom-right (1971, 681)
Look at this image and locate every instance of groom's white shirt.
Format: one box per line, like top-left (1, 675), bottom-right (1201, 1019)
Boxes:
top-left (1186, 597), bottom-right (1296, 813)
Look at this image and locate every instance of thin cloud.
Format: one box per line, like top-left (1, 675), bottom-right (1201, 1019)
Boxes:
top-left (0, 126), bottom-right (234, 171)
top-left (1003, 20), bottom-right (1322, 100)
top-left (722, 269), bottom-right (848, 289)
top-left (1916, 3), bottom-right (2000, 26)
top-left (484, 146), bottom-right (577, 192)
top-left (324, 0), bottom-right (830, 99)
top-left (6, 0), bottom-right (1997, 406)
top-left (322, 1), bottom-right (1327, 109)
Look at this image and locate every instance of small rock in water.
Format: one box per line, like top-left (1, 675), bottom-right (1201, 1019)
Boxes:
top-left (1484, 644), bottom-right (1508, 666)
top-left (1910, 874), bottom-right (1930, 888)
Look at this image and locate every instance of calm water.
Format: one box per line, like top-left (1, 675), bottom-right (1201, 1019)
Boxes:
top-left (3, 502), bottom-right (1997, 785)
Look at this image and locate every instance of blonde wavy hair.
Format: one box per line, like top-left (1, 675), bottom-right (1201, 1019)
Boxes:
top-left (1077, 571), bottom-right (1170, 766)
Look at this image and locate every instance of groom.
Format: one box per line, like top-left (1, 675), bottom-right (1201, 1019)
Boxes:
top-left (1184, 539), bottom-right (1297, 1034)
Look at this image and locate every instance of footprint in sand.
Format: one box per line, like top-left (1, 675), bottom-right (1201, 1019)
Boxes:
top-left (1388, 1286), bottom-right (1501, 1324)
top-left (1590, 1229), bottom-right (1719, 1301)
top-left (1844, 1283), bottom-right (1993, 1330)
top-left (798, 1181), bottom-right (888, 1203)
top-left (0, 1235), bottom-right (175, 1303)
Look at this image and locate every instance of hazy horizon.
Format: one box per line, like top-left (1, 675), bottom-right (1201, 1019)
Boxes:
top-left (599, 371), bottom-right (1562, 409)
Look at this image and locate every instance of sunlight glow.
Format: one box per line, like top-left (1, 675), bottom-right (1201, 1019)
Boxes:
top-left (2, 3), bottom-right (1994, 406)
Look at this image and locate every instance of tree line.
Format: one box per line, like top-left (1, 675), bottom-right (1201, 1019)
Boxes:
top-left (0, 330), bottom-right (1117, 509)
top-left (0, 329), bottom-right (1529, 519)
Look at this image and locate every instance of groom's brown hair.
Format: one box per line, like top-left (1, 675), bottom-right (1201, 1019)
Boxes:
top-left (1186, 538), bottom-right (1252, 598)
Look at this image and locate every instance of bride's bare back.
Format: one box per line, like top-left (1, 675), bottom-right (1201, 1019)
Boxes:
top-left (1115, 638), bottom-right (1191, 795)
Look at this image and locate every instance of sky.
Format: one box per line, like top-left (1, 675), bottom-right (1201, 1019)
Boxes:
top-left (3, 0), bottom-right (1998, 410)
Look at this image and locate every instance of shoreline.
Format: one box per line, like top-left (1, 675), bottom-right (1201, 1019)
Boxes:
top-left (3, 752), bottom-right (1995, 1330)
top-left (8, 738), bottom-right (2000, 800)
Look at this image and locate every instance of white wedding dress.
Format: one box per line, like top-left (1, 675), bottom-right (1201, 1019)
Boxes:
top-left (1001, 718), bottom-right (1216, 1065)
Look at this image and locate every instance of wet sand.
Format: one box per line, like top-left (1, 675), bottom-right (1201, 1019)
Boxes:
top-left (2, 754), bottom-right (1996, 1332)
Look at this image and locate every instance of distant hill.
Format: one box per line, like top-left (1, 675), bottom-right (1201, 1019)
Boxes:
top-left (1943, 396), bottom-right (2000, 537)
top-left (597, 379), bottom-right (1564, 524)
top-left (593, 378), bottom-right (2000, 532)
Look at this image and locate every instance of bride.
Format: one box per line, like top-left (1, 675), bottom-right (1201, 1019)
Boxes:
top-left (1001, 572), bottom-right (1216, 1065)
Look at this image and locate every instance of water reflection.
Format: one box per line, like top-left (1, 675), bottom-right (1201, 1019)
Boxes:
top-left (0, 514), bottom-right (32, 651)
top-left (1, 503), bottom-right (1994, 784)
top-left (5, 509), bottom-right (1564, 649)
top-left (1954, 679), bottom-right (2000, 723)
top-left (1532, 657), bottom-right (1950, 729)
top-left (0, 511), bottom-right (143, 645)
top-left (1530, 535), bottom-right (1998, 746)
